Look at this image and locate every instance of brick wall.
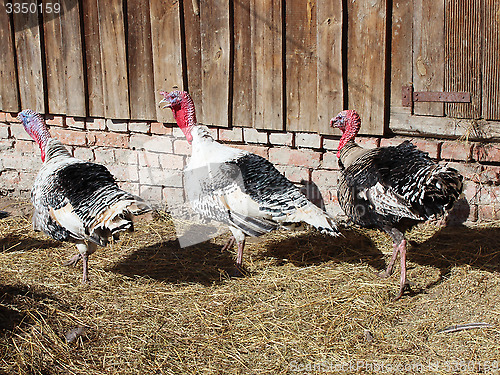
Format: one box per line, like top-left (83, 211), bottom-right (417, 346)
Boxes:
top-left (1, 111), bottom-right (499, 222)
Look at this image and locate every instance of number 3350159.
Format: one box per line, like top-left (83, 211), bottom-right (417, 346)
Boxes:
top-left (5, 2), bottom-right (61, 14)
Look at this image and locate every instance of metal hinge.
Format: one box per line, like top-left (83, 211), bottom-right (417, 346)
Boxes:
top-left (402, 85), bottom-right (471, 107)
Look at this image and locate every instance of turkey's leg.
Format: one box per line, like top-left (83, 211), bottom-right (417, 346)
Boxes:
top-left (394, 239), bottom-right (410, 300)
top-left (72, 242), bottom-right (97, 283)
top-left (378, 242), bottom-right (399, 279)
top-left (221, 236), bottom-right (235, 252)
top-left (379, 227), bottom-right (404, 279)
top-left (236, 239), bottom-right (245, 268)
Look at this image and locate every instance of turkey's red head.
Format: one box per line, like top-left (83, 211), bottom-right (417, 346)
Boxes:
top-left (330, 110), bottom-right (361, 157)
top-left (160, 90), bottom-right (196, 143)
top-left (17, 109), bottom-right (51, 162)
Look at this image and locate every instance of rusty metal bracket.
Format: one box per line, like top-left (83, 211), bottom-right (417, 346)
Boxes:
top-left (402, 85), bottom-right (471, 107)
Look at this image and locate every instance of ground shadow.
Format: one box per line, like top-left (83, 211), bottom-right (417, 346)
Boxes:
top-left (0, 234), bottom-right (62, 253)
top-left (261, 228), bottom-right (386, 271)
top-left (109, 238), bottom-right (239, 285)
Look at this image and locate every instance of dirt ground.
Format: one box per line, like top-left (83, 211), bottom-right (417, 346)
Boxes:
top-left (0, 196), bottom-right (499, 374)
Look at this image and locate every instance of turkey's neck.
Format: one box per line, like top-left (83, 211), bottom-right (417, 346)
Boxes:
top-left (31, 121), bottom-right (51, 162)
top-left (172, 102), bottom-right (197, 143)
top-left (337, 118), bottom-right (361, 158)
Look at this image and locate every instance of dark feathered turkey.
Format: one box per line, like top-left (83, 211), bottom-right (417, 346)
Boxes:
top-left (18, 110), bottom-right (151, 283)
top-left (332, 110), bottom-right (463, 300)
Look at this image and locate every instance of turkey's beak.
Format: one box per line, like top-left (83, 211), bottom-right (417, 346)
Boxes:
top-left (159, 97), bottom-right (171, 109)
top-left (330, 118), bottom-right (340, 128)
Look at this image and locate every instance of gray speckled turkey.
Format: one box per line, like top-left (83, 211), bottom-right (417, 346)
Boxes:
top-left (160, 90), bottom-right (339, 271)
top-left (331, 110), bottom-right (463, 300)
top-left (18, 110), bottom-right (151, 283)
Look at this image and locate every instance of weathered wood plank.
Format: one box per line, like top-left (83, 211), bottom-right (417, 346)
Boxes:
top-left (82, 0), bottom-right (104, 117)
top-left (413, 0), bottom-right (445, 116)
top-left (316, 0), bottom-right (343, 134)
top-left (150, 0), bottom-right (183, 123)
top-left (445, 0), bottom-right (481, 119)
top-left (43, 0), bottom-right (86, 116)
top-left (12, 5), bottom-right (45, 113)
top-left (347, 0), bottom-right (386, 135)
top-left (183, 0), bottom-right (204, 123)
top-left (0, 3), bottom-right (19, 112)
top-left (286, 0), bottom-right (318, 132)
top-left (390, 0), bottom-right (413, 119)
top-left (233, 0), bottom-right (253, 127)
top-left (127, 0), bottom-right (155, 120)
top-left (97, 0), bottom-right (129, 119)
top-left (482, 0), bottom-right (500, 120)
top-left (199, 0), bottom-right (230, 126)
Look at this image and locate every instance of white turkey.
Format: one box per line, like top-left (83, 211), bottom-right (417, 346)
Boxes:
top-left (18, 110), bottom-right (151, 283)
top-left (160, 90), bottom-right (339, 271)
top-left (331, 110), bottom-right (463, 300)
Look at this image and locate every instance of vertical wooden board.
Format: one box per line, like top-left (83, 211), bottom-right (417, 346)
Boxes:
top-left (0, 3), bottom-right (19, 112)
top-left (316, 0), bottom-right (342, 134)
top-left (199, 0), bottom-right (230, 126)
top-left (445, 0), bottom-right (481, 119)
top-left (127, 0), bottom-right (155, 120)
top-left (183, 0), bottom-right (204, 123)
top-left (97, 0), bottom-right (129, 119)
top-left (413, 0), bottom-right (444, 116)
top-left (82, 0), bottom-right (104, 117)
top-left (390, 0), bottom-right (413, 117)
top-left (13, 8), bottom-right (45, 113)
top-left (43, 0), bottom-right (85, 116)
top-left (62, 0), bottom-right (85, 117)
top-left (347, 0), bottom-right (386, 135)
top-left (482, 0), bottom-right (500, 120)
top-left (286, 0), bottom-right (318, 132)
top-left (252, 0), bottom-right (283, 130)
top-left (233, 0), bottom-right (253, 127)
top-left (150, 0), bottom-right (183, 123)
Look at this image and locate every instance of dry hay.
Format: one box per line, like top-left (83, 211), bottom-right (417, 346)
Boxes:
top-left (0, 198), bottom-right (499, 374)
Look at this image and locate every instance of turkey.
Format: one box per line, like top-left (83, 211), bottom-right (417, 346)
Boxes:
top-left (18, 110), bottom-right (151, 283)
top-left (331, 110), bottom-right (463, 300)
top-left (160, 90), bottom-right (339, 271)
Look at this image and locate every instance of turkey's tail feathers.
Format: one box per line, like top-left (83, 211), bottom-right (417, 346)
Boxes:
top-left (419, 165), bottom-right (463, 219)
top-left (89, 196), bottom-right (152, 245)
top-left (229, 212), bottom-right (279, 237)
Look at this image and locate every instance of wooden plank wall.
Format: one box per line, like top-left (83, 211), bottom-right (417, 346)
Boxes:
top-left (2, 0), bottom-right (499, 135)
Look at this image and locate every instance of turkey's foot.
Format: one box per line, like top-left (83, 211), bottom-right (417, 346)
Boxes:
top-left (393, 282), bottom-right (412, 301)
top-left (64, 253), bottom-right (82, 267)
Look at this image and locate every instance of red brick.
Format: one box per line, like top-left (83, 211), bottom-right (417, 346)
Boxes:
top-left (322, 137), bottom-right (340, 151)
top-left (161, 170), bottom-right (183, 188)
top-left (66, 117), bottom-right (85, 129)
top-left (173, 139), bottom-right (192, 155)
top-left (233, 144), bottom-right (269, 158)
top-left (275, 165), bottom-right (309, 183)
top-left (115, 149), bottom-right (138, 165)
top-left (151, 122), bottom-right (172, 135)
top-left (295, 132), bottom-right (321, 149)
top-left (73, 147), bottom-right (94, 162)
top-left (311, 169), bottom-right (340, 187)
top-left (0, 112), bottom-right (6, 122)
top-left (159, 153), bottom-right (185, 170)
top-left (440, 141), bottom-right (473, 161)
top-left (321, 151), bottom-right (340, 170)
top-left (474, 143), bottom-right (500, 163)
top-left (10, 123), bottom-right (32, 141)
top-left (0, 124), bottom-right (9, 139)
top-left (409, 139), bottom-right (441, 159)
top-left (15, 139), bottom-right (37, 154)
top-left (379, 137), bottom-right (408, 148)
top-left (108, 163), bottom-right (138, 182)
top-left (462, 182), bottom-right (479, 204)
top-left (6, 112), bottom-right (21, 123)
top-left (479, 165), bottom-right (500, 185)
top-left (130, 134), bottom-right (173, 153)
top-left (138, 151), bottom-right (160, 168)
top-left (243, 127), bottom-right (268, 144)
top-left (139, 167), bottom-right (167, 186)
top-left (90, 132), bottom-right (129, 148)
top-left (94, 148), bottom-right (116, 164)
top-left (129, 121), bottom-right (150, 134)
top-left (269, 147), bottom-right (321, 168)
top-left (50, 128), bottom-right (87, 146)
top-left (118, 181), bottom-right (140, 196)
top-left (477, 185), bottom-right (500, 205)
top-left (477, 204), bottom-right (500, 221)
top-left (106, 119), bottom-right (128, 133)
top-left (269, 132), bottom-right (293, 146)
top-left (356, 136), bottom-right (380, 149)
top-left (44, 115), bottom-right (64, 126)
top-left (162, 187), bottom-right (185, 207)
top-left (0, 139), bottom-right (14, 151)
top-left (86, 118), bottom-right (106, 130)
top-left (0, 170), bottom-right (20, 186)
top-left (446, 162), bottom-right (482, 182)
top-left (139, 185), bottom-right (163, 203)
top-left (219, 127), bottom-right (243, 142)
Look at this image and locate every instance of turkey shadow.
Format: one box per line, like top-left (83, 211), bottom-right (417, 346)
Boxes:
top-left (109, 238), bottom-right (239, 285)
top-left (0, 234), bottom-right (62, 253)
top-left (407, 224), bottom-right (500, 283)
top-left (260, 228), bottom-right (386, 270)
top-left (0, 284), bottom-right (69, 331)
